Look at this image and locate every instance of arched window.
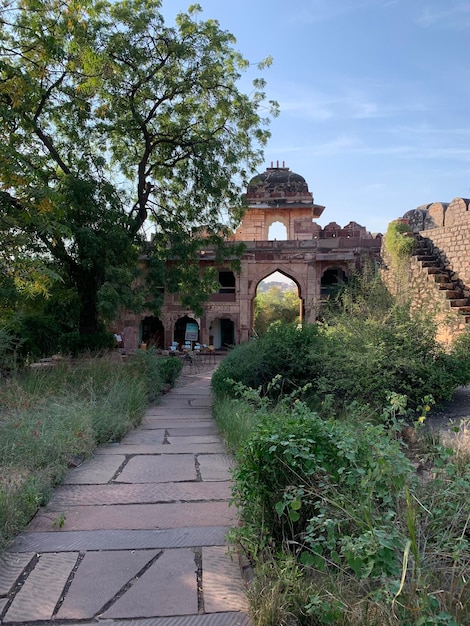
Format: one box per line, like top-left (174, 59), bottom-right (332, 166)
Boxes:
top-left (268, 221), bottom-right (287, 240)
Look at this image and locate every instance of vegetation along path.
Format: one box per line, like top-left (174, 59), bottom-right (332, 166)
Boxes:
top-left (0, 364), bottom-right (252, 625)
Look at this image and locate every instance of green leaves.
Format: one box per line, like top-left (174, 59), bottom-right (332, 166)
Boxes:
top-left (1, 0), bottom-right (274, 334)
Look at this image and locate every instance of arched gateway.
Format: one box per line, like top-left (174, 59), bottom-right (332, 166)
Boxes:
top-left (114, 163), bottom-right (382, 351)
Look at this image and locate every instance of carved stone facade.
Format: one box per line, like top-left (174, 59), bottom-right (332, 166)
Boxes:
top-left (115, 164), bottom-right (382, 352)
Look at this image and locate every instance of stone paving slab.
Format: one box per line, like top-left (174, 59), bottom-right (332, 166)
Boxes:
top-left (116, 454), bottom-right (196, 483)
top-left (2, 552), bottom-right (78, 623)
top-left (202, 547), bottom-right (249, 613)
top-left (64, 454), bottom-right (126, 485)
top-left (156, 399), bottom-right (212, 409)
top-left (141, 419), bottom-right (216, 429)
top-left (45, 481), bottom-right (232, 508)
top-left (166, 435), bottom-right (222, 445)
top-left (0, 552), bottom-right (34, 595)
top-left (7, 526), bottom-right (230, 552)
top-left (166, 427), bottom-right (219, 436)
top-left (198, 454), bottom-right (234, 481)
top-left (144, 403), bottom-right (212, 420)
top-left (96, 443), bottom-right (226, 455)
top-left (101, 549), bottom-right (198, 618)
top-left (121, 429), bottom-right (166, 444)
top-left (28, 502), bottom-right (237, 531)
top-left (56, 550), bottom-right (160, 620)
top-left (78, 614), bottom-right (253, 626)
top-left (0, 598), bottom-right (8, 616)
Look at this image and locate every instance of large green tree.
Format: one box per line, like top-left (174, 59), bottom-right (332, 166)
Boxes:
top-left (0, 0), bottom-right (275, 334)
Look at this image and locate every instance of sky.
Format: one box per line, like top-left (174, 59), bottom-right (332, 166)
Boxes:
top-left (163, 0), bottom-right (470, 235)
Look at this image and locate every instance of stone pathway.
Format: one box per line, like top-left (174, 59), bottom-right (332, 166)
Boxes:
top-left (0, 366), bottom-right (253, 625)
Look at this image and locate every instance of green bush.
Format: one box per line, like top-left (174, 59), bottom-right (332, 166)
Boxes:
top-left (212, 323), bottom-right (322, 400)
top-left (158, 355), bottom-right (183, 386)
top-left (6, 313), bottom-right (63, 361)
top-left (447, 329), bottom-right (470, 386)
top-left (228, 392), bottom-right (470, 625)
top-left (232, 401), bottom-right (412, 570)
top-left (213, 307), bottom-right (470, 417)
top-left (383, 219), bottom-right (415, 266)
top-left (316, 306), bottom-right (464, 413)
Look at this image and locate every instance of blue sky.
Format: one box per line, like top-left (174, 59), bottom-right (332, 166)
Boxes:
top-left (164, 0), bottom-right (470, 235)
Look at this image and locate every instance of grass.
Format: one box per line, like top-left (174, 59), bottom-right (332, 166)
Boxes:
top-left (0, 350), bottom-right (181, 550)
top-left (213, 388), bottom-right (470, 625)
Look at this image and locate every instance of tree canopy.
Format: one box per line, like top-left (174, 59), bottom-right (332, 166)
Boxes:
top-left (0, 0), bottom-right (276, 337)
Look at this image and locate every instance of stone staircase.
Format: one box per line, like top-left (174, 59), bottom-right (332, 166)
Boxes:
top-left (413, 234), bottom-right (470, 325)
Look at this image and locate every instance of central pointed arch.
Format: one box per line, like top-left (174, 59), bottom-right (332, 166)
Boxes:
top-left (252, 268), bottom-right (303, 335)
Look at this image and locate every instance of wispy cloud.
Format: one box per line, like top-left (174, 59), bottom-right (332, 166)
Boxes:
top-left (277, 83), bottom-right (426, 122)
top-left (416, 3), bottom-right (470, 28)
top-left (272, 137), bottom-right (470, 161)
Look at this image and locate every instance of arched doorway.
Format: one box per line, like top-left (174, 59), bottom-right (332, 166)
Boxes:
top-left (174, 316), bottom-right (199, 347)
top-left (253, 271), bottom-right (302, 335)
top-left (209, 318), bottom-right (235, 349)
top-left (140, 316), bottom-right (164, 349)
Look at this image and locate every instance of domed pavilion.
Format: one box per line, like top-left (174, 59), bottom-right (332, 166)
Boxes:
top-left (234, 162), bottom-right (324, 241)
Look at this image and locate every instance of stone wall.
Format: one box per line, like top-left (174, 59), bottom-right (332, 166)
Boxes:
top-left (384, 197), bottom-right (470, 344)
top-left (404, 197), bottom-right (470, 287)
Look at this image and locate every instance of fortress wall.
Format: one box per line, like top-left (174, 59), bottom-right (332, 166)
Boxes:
top-left (422, 198), bottom-right (470, 287)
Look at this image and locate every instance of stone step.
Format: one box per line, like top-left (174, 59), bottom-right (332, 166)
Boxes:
top-left (456, 306), bottom-right (470, 315)
top-left (433, 272), bottom-right (451, 283)
top-left (438, 283), bottom-right (456, 291)
top-left (421, 260), bottom-right (441, 268)
top-left (416, 255), bottom-right (438, 262)
top-left (427, 267), bottom-right (445, 275)
top-left (449, 299), bottom-right (470, 308)
top-left (444, 290), bottom-right (463, 299)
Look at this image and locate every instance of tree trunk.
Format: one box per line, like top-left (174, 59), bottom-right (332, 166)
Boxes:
top-left (74, 269), bottom-right (102, 335)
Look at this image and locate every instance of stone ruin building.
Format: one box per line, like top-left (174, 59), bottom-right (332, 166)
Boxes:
top-left (116, 163), bottom-right (383, 352)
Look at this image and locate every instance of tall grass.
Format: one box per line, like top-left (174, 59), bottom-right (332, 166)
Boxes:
top-left (216, 386), bottom-right (470, 625)
top-left (0, 351), bottom-right (181, 549)
top-left (212, 297), bottom-right (470, 625)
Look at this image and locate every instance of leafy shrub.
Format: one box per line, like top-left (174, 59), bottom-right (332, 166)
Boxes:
top-left (6, 313), bottom-right (63, 360)
top-left (383, 219), bottom-right (415, 266)
top-left (213, 306), bottom-right (470, 417)
top-left (316, 306), bottom-right (465, 413)
top-left (212, 323), bottom-right (322, 400)
top-left (158, 355), bottom-right (183, 386)
top-left (447, 329), bottom-right (470, 386)
top-left (232, 400), bottom-right (413, 574)
top-left (228, 389), bottom-right (470, 625)
top-left (126, 349), bottom-right (182, 402)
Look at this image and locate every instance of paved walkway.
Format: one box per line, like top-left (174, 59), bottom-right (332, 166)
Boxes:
top-left (0, 364), bottom-right (253, 625)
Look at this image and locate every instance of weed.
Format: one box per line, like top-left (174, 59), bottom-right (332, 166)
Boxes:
top-left (52, 513), bottom-right (66, 529)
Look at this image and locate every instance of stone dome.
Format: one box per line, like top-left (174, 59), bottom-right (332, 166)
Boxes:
top-left (246, 164), bottom-right (313, 205)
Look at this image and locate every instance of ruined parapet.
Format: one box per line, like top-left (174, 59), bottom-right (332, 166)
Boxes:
top-left (444, 197), bottom-right (470, 228)
top-left (386, 197), bottom-right (470, 343)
